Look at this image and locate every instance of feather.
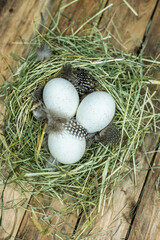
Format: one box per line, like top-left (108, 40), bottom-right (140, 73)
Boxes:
top-left (45, 155), bottom-right (63, 170)
top-left (32, 84), bottom-right (44, 103)
top-left (64, 118), bottom-right (88, 139)
top-left (46, 111), bottom-right (67, 133)
top-left (95, 123), bottom-right (121, 145)
top-left (74, 67), bottom-right (97, 95)
top-left (58, 63), bottom-right (78, 86)
top-left (37, 43), bottom-right (52, 61)
top-left (32, 105), bottom-right (48, 122)
top-left (41, 134), bottom-right (48, 149)
top-left (57, 64), bottom-right (97, 95)
top-left (46, 112), bottom-right (88, 139)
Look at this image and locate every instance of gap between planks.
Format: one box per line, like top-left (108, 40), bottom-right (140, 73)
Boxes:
top-left (126, 138), bottom-right (160, 240)
top-left (127, 1), bottom-right (160, 238)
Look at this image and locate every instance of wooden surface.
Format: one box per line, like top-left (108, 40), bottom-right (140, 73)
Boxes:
top-left (99, 0), bottom-right (158, 53)
top-left (128, 153), bottom-right (160, 240)
top-left (0, 0), bottom-right (60, 82)
top-left (128, 2), bottom-right (160, 239)
top-left (58, 0), bottom-right (106, 35)
top-left (143, 0), bottom-right (160, 60)
top-left (16, 194), bottom-right (78, 240)
top-left (0, 0), bottom-right (160, 239)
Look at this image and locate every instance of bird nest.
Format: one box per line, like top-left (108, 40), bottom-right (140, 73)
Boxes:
top-left (0, 17), bottom-right (160, 238)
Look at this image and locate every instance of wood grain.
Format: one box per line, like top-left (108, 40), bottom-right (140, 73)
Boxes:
top-left (75, 134), bottom-right (159, 239)
top-left (58, 0), bottom-right (106, 35)
top-left (128, 152), bottom-right (160, 240)
top-left (128, 3), bottom-right (160, 239)
top-left (99, 0), bottom-right (157, 53)
top-left (143, 0), bottom-right (160, 60)
top-left (0, 184), bottom-right (31, 240)
top-left (0, 0), bottom-right (60, 83)
top-left (16, 194), bottom-right (78, 240)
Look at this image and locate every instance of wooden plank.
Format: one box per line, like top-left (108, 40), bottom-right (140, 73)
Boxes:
top-left (143, 0), bottom-right (160, 61)
top-left (58, 0), bottom-right (106, 35)
top-left (0, 184), bottom-right (31, 240)
top-left (99, 0), bottom-right (157, 52)
top-left (75, 134), bottom-right (159, 239)
top-left (128, 152), bottom-right (160, 240)
top-left (128, 3), bottom-right (160, 239)
top-left (0, 0), bottom-right (60, 83)
top-left (16, 194), bottom-right (78, 240)
top-left (0, 1), bottom-right (6, 13)
top-left (0, 1), bottom-right (60, 239)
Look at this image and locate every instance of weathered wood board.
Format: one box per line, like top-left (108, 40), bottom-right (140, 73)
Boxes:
top-left (143, 0), bottom-right (160, 60)
top-left (16, 193), bottom-right (78, 240)
top-left (58, 0), bottom-right (106, 35)
top-left (0, 0), bottom-right (160, 239)
top-left (128, 153), bottom-right (160, 240)
top-left (99, 0), bottom-right (158, 53)
top-left (0, 0), bottom-right (60, 83)
top-left (128, 2), bottom-right (160, 239)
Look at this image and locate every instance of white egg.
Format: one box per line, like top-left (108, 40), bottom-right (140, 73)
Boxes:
top-left (76, 91), bottom-right (115, 133)
top-left (48, 130), bottom-right (86, 164)
top-left (43, 78), bottom-right (79, 118)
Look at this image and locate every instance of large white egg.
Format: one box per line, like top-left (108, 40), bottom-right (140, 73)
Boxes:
top-left (76, 91), bottom-right (115, 133)
top-left (48, 130), bottom-right (86, 164)
top-left (43, 78), bottom-right (79, 118)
